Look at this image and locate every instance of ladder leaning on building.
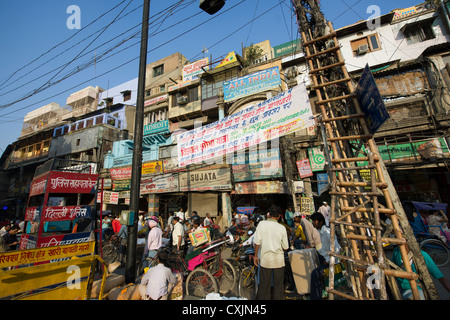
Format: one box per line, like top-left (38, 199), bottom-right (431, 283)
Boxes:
top-left (291, 0), bottom-right (440, 300)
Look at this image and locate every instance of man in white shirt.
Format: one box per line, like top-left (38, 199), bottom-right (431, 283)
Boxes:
top-left (176, 208), bottom-right (185, 221)
top-left (318, 201), bottom-right (330, 227)
top-left (310, 213), bottom-right (341, 300)
top-left (171, 216), bottom-right (185, 252)
top-left (253, 205), bottom-right (289, 300)
top-left (139, 250), bottom-right (177, 300)
top-left (203, 213), bottom-right (212, 227)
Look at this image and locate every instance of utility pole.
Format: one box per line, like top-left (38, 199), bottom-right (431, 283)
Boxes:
top-left (125, 0), bottom-right (151, 284)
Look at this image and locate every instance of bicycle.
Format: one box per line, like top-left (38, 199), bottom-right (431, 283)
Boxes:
top-left (101, 234), bottom-right (120, 265)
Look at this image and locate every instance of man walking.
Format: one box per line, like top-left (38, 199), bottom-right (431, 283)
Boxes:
top-left (318, 201), bottom-right (330, 227)
top-left (171, 216), bottom-right (185, 253)
top-left (253, 205), bottom-right (289, 300)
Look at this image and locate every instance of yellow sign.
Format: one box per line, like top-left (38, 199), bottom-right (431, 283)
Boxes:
top-left (214, 51), bottom-right (238, 69)
top-left (142, 161), bottom-right (163, 175)
top-left (0, 255), bottom-right (106, 300)
top-left (0, 241), bottom-right (95, 269)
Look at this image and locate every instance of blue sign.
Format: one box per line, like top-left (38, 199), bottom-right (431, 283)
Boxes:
top-left (237, 207), bottom-right (258, 215)
top-left (223, 66), bottom-right (281, 102)
top-left (355, 64), bottom-right (389, 134)
top-left (143, 120), bottom-right (169, 136)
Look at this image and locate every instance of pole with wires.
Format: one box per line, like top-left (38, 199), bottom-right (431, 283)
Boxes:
top-left (125, 0), bottom-right (150, 284)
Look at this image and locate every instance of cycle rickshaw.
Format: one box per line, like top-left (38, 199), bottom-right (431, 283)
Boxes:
top-left (406, 201), bottom-right (450, 267)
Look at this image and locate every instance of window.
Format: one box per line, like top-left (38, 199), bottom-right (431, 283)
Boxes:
top-left (121, 90), bottom-right (131, 102)
top-left (153, 64), bottom-right (164, 77)
top-left (350, 34), bottom-right (381, 56)
top-left (403, 20), bottom-right (435, 45)
top-left (188, 87), bottom-right (198, 102)
top-left (160, 85), bottom-right (166, 92)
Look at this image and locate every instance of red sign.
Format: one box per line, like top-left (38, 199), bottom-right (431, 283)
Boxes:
top-left (41, 206), bottom-right (92, 222)
top-left (29, 175), bottom-right (48, 197)
top-left (109, 167), bottom-right (132, 180)
top-left (25, 207), bottom-right (40, 222)
top-left (296, 159), bottom-right (313, 178)
top-left (47, 171), bottom-right (98, 194)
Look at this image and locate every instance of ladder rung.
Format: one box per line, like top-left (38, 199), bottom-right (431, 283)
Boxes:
top-left (346, 233), bottom-right (406, 245)
top-left (329, 191), bottom-right (380, 196)
top-left (332, 219), bottom-right (383, 231)
top-left (340, 207), bottom-right (396, 215)
top-left (316, 93), bottom-right (357, 105)
top-left (328, 289), bottom-right (363, 300)
top-left (331, 156), bottom-right (379, 163)
top-left (327, 134), bottom-right (373, 142)
top-left (353, 265), bottom-right (419, 281)
top-left (302, 31), bottom-right (337, 46)
top-left (309, 61), bottom-right (346, 74)
top-left (321, 113), bottom-right (365, 122)
top-left (337, 181), bottom-right (388, 188)
top-left (312, 77), bottom-right (352, 90)
top-left (305, 45), bottom-right (341, 60)
top-left (330, 165), bottom-right (376, 171)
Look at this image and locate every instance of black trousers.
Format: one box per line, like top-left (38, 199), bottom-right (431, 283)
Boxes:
top-left (256, 266), bottom-right (285, 300)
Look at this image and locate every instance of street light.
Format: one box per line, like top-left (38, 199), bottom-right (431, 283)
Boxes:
top-left (199, 0), bottom-right (225, 15)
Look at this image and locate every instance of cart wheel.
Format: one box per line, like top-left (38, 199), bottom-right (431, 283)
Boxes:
top-left (238, 266), bottom-right (257, 300)
top-left (185, 268), bottom-right (218, 299)
top-left (420, 239), bottom-right (450, 267)
top-left (218, 259), bottom-right (237, 295)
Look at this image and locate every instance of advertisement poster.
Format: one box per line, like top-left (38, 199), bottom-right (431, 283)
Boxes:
top-left (140, 174), bottom-right (179, 194)
top-left (231, 148), bottom-right (283, 182)
top-left (296, 159), bottom-right (313, 178)
top-left (182, 57), bottom-right (209, 81)
top-left (234, 181), bottom-right (289, 194)
top-left (223, 66), bottom-right (281, 102)
top-left (177, 84), bottom-right (314, 167)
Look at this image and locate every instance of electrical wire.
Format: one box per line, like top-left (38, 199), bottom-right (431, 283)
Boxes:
top-left (0, 0), bottom-right (132, 89)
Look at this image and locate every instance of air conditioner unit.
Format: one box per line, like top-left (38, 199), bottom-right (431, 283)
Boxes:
top-left (177, 96), bottom-right (188, 104)
top-left (357, 44), bottom-right (369, 55)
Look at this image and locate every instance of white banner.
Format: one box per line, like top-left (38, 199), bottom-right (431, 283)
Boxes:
top-left (177, 84), bottom-right (314, 167)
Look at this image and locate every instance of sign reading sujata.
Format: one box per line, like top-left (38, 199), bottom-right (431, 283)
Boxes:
top-left (177, 84), bottom-right (314, 167)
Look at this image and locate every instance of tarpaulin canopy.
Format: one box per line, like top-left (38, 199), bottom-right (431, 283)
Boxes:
top-left (410, 201), bottom-right (448, 211)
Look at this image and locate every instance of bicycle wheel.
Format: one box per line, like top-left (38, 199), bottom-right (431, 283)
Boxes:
top-left (420, 239), bottom-right (450, 267)
top-left (217, 259), bottom-right (237, 295)
top-left (185, 267), bottom-right (218, 299)
top-left (238, 266), bottom-right (257, 300)
top-left (102, 244), bottom-right (118, 265)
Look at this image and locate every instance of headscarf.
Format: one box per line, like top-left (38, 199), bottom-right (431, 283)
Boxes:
top-left (148, 219), bottom-right (158, 228)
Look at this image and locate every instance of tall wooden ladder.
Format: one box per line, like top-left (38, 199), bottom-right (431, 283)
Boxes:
top-left (298, 19), bottom-right (426, 300)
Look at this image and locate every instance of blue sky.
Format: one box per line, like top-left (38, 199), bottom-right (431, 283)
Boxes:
top-left (0, 0), bottom-right (420, 155)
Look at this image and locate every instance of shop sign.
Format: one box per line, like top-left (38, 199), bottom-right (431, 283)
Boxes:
top-left (223, 66), bottom-right (281, 102)
top-left (232, 148), bottom-right (283, 182)
top-left (296, 159), bottom-right (313, 178)
top-left (300, 197), bottom-right (313, 215)
top-left (0, 241), bottom-right (95, 269)
top-left (97, 191), bottom-right (119, 204)
top-left (36, 231), bottom-right (92, 249)
top-left (178, 84), bottom-right (314, 167)
top-left (317, 173), bottom-right (329, 196)
top-left (112, 179), bottom-right (131, 191)
top-left (47, 172), bottom-right (98, 194)
top-left (41, 205), bottom-right (93, 222)
top-left (140, 174), bottom-right (179, 194)
top-left (143, 120), bottom-right (169, 136)
top-left (357, 138), bottom-right (449, 165)
top-left (142, 161), bottom-right (163, 175)
top-left (355, 64), bottom-right (389, 134)
top-left (110, 167), bottom-right (132, 180)
top-left (183, 57), bottom-right (209, 81)
top-left (273, 39), bottom-right (302, 58)
top-left (308, 147), bottom-right (327, 172)
top-left (29, 175), bottom-right (48, 197)
top-left (179, 167), bottom-right (232, 192)
top-left (234, 181), bottom-right (289, 194)
top-left (144, 94), bottom-right (168, 107)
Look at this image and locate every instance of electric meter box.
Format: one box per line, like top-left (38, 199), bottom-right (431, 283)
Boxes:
top-left (120, 210), bottom-right (135, 226)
